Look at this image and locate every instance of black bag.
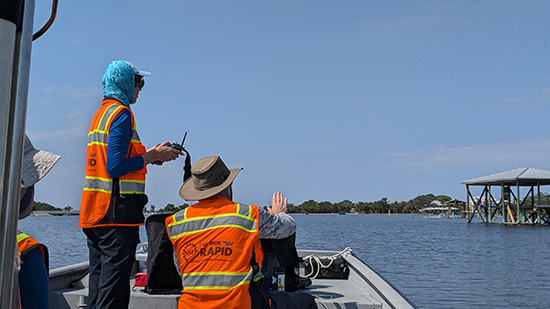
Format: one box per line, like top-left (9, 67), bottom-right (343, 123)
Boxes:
top-left (260, 234), bottom-right (301, 292)
top-left (144, 214), bottom-right (183, 294)
top-left (303, 255), bottom-right (349, 279)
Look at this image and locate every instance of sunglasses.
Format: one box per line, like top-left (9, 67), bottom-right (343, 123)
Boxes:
top-left (135, 76), bottom-right (145, 89)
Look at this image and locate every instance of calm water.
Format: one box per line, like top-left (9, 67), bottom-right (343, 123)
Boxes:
top-left (18, 214), bottom-right (550, 308)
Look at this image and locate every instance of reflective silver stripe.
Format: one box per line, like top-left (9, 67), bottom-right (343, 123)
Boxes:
top-left (183, 270), bottom-right (253, 290)
top-left (84, 178), bottom-right (112, 192)
top-left (88, 131), bottom-right (107, 144)
top-left (120, 181), bottom-right (145, 194)
top-left (131, 130), bottom-right (141, 143)
top-left (88, 105), bottom-right (141, 145)
top-left (84, 178), bottom-right (145, 194)
top-left (87, 105), bottom-right (121, 145)
top-left (237, 203), bottom-right (250, 217)
top-left (98, 104), bottom-right (121, 131)
top-left (174, 210), bottom-right (186, 222)
top-left (88, 104), bottom-right (141, 144)
top-left (176, 204), bottom-right (249, 222)
top-left (99, 104), bottom-right (141, 143)
top-left (168, 214), bottom-right (257, 237)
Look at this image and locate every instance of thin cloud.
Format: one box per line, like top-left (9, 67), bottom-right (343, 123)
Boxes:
top-left (500, 85), bottom-right (550, 108)
top-left (27, 121), bottom-right (89, 142)
top-left (384, 138), bottom-right (550, 168)
top-left (361, 4), bottom-right (469, 42)
top-left (42, 86), bottom-right (98, 98)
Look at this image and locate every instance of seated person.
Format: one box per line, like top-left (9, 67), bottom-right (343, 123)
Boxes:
top-left (18, 135), bottom-right (61, 309)
top-left (166, 155), bottom-right (315, 309)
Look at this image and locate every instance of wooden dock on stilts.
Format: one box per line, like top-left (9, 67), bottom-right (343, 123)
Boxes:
top-left (462, 167), bottom-right (550, 225)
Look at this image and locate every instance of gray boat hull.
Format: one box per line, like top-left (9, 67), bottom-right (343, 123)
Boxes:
top-left (49, 249), bottom-right (415, 309)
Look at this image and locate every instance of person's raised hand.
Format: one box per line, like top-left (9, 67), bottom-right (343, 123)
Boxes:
top-left (268, 191), bottom-right (288, 214)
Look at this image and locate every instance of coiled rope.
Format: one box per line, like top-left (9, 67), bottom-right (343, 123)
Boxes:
top-left (302, 247), bottom-right (352, 279)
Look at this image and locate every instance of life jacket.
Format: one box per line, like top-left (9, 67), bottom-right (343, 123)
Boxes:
top-left (166, 196), bottom-right (264, 309)
top-left (79, 99), bottom-right (147, 228)
top-left (17, 230), bottom-right (49, 272)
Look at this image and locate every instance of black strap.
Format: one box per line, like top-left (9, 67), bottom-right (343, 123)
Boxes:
top-left (109, 177), bottom-right (120, 221)
top-left (183, 149), bottom-right (191, 182)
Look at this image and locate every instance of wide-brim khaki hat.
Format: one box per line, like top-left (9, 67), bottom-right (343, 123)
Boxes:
top-left (21, 135), bottom-right (61, 188)
top-left (179, 155), bottom-right (242, 201)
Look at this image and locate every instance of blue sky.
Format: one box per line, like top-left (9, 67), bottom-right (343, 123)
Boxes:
top-left (27, 1), bottom-right (550, 209)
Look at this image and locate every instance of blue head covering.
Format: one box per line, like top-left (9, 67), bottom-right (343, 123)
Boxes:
top-left (102, 60), bottom-right (150, 108)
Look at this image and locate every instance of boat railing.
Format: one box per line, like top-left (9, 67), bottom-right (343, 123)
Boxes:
top-left (49, 262), bottom-right (89, 291)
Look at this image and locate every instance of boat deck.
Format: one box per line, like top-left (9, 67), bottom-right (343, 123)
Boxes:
top-left (49, 249), bottom-right (415, 309)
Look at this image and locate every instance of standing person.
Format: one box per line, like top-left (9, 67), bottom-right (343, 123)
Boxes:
top-left (79, 60), bottom-right (181, 309)
top-left (166, 155), bottom-right (315, 309)
top-left (18, 134), bottom-right (61, 309)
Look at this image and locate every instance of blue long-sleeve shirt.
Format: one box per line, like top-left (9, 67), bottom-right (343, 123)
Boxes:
top-left (106, 110), bottom-right (145, 178)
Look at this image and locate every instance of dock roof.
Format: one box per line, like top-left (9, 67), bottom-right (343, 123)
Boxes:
top-left (461, 167), bottom-right (550, 186)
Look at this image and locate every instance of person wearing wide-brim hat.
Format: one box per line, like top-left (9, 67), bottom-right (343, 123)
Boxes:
top-left (19, 134), bottom-right (61, 218)
top-left (18, 134), bottom-right (61, 309)
top-left (166, 155), bottom-right (315, 309)
top-left (177, 155), bottom-right (242, 201)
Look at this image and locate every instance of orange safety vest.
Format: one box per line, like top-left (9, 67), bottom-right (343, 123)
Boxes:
top-left (166, 196), bottom-right (264, 309)
top-left (17, 230), bottom-right (49, 271)
top-left (79, 99), bottom-right (147, 228)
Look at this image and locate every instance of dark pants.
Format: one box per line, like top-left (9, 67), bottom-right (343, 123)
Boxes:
top-left (84, 226), bottom-right (140, 309)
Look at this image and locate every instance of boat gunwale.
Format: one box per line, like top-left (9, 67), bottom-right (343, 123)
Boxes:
top-left (342, 253), bottom-right (417, 309)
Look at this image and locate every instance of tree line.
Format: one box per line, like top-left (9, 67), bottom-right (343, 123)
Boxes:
top-left (32, 192), bottom-right (550, 215)
top-left (148, 193), bottom-right (454, 214)
top-left (32, 201), bottom-right (74, 212)
top-left (148, 203), bottom-right (190, 213)
top-left (285, 194), bottom-right (453, 214)
top-left (32, 193), bottom-right (457, 214)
